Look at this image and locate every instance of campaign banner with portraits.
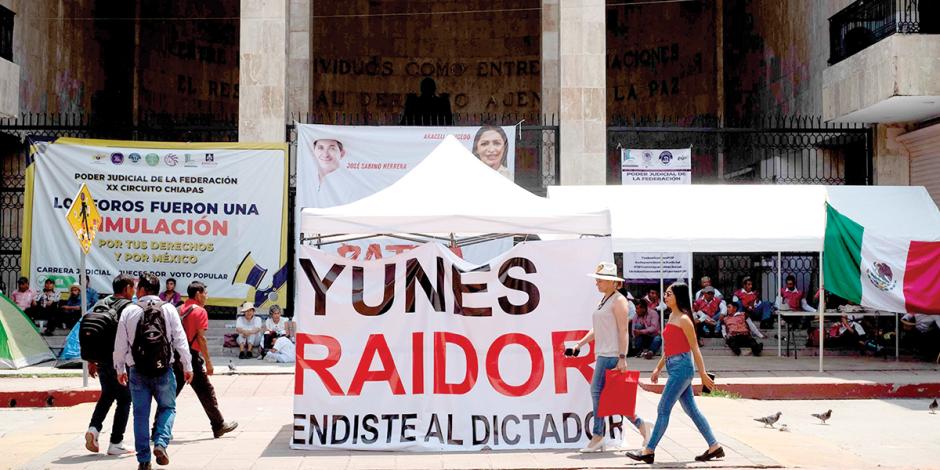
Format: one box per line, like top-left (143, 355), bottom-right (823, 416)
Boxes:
top-left (23, 138), bottom-right (289, 307)
top-left (292, 238), bottom-right (623, 451)
top-left (296, 124), bottom-right (517, 263)
top-left (620, 148), bottom-right (691, 281)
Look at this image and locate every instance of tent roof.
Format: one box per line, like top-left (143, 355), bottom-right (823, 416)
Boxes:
top-left (0, 293), bottom-right (55, 369)
top-left (546, 185), bottom-right (940, 252)
top-left (300, 136), bottom-right (610, 237)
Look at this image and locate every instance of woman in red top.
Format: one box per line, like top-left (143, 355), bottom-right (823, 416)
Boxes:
top-left (626, 282), bottom-right (723, 464)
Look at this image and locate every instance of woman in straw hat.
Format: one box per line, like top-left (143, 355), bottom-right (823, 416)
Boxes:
top-left (570, 262), bottom-right (651, 453)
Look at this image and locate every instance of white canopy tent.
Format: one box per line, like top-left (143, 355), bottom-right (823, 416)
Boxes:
top-left (300, 136), bottom-right (610, 244)
top-left (548, 184), bottom-right (940, 370)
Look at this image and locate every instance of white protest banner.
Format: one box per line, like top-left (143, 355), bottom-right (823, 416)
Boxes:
top-left (292, 238), bottom-right (627, 451)
top-left (296, 124), bottom-right (516, 263)
top-left (620, 148), bottom-right (691, 281)
top-left (24, 138), bottom-right (288, 307)
top-left (620, 148), bottom-right (691, 184)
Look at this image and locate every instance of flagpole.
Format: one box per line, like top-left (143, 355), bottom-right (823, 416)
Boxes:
top-left (819, 250), bottom-right (825, 373)
top-left (659, 254), bottom-right (665, 329)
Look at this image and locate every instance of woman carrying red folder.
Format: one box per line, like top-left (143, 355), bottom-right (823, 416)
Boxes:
top-left (570, 262), bottom-right (651, 453)
top-left (626, 282), bottom-right (724, 464)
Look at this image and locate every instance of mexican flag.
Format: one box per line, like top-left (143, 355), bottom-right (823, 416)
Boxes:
top-left (824, 203), bottom-right (940, 314)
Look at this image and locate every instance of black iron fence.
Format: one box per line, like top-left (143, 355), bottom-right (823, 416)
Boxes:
top-left (607, 115), bottom-right (873, 185)
top-left (829, 0), bottom-right (940, 65)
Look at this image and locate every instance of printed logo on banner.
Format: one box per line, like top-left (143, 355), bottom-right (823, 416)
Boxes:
top-left (164, 153), bottom-right (178, 166)
top-left (127, 153), bottom-right (142, 164)
top-left (643, 151), bottom-right (653, 165)
top-left (92, 153), bottom-right (107, 164)
top-left (145, 153), bottom-right (160, 166)
top-left (110, 153), bottom-right (124, 165)
top-left (202, 153), bottom-right (217, 167)
top-left (659, 151), bottom-right (673, 165)
top-left (184, 154), bottom-right (198, 167)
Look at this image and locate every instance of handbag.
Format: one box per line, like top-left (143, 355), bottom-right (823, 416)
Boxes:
top-left (597, 369), bottom-right (639, 418)
top-left (223, 333), bottom-right (239, 348)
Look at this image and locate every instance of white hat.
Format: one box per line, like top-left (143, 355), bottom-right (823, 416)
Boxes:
top-left (587, 262), bottom-right (623, 282)
top-left (240, 302), bottom-right (256, 313)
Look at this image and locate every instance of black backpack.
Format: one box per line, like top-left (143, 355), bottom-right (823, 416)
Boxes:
top-left (131, 301), bottom-right (172, 376)
top-left (80, 297), bottom-right (132, 363)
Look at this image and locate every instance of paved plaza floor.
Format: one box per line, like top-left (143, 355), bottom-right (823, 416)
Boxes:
top-left (2, 367), bottom-right (939, 470)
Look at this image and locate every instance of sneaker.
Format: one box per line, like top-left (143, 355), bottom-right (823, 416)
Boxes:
top-left (84, 427), bottom-right (99, 453)
top-left (213, 421), bottom-right (239, 438)
top-left (153, 445), bottom-right (169, 466)
top-left (238, 351), bottom-right (245, 359)
top-left (106, 442), bottom-right (134, 455)
top-left (641, 350), bottom-right (654, 360)
top-left (259, 350), bottom-right (267, 360)
top-left (138, 463), bottom-right (152, 470)
top-left (246, 350), bottom-right (253, 359)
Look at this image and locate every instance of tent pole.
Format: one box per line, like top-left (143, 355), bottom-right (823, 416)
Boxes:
top-left (777, 251), bottom-right (782, 357)
top-left (687, 252), bottom-right (694, 314)
top-left (81, 252), bottom-right (88, 388)
top-left (819, 250), bottom-right (825, 373)
top-left (895, 313), bottom-right (899, 361)
top-left (660, 254), bottom-right (665, 328)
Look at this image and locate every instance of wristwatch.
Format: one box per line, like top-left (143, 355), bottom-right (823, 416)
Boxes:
top-left (618, 354), bottom-right (626, 359)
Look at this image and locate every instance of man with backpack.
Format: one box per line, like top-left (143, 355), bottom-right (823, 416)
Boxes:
top-left (81, 273), bottom-right (136, 456)
top-left (113, 273), bottom-right (193, 469)
top-left (175, 281), bottom-right (237, 438)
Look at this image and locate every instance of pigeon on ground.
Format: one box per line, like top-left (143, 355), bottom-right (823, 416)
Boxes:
top-left (930, 399), bottom-right (938, 414)
top-left (754, 412), bottom-right (782, 428)
top-left (811, 409), bottom-right (832, 424)
top-left (228, 361), bottom-right (237, 374)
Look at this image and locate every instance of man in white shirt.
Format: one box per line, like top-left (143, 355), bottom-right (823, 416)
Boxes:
top-left (236, 302), bottom-right (263, 359)
top-left (113, 273), bottom-right (192, 469)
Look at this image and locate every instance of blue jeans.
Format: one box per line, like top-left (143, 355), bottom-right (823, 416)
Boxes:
top-left (129, 367), bottom-right (177, 463)
top-left (88, 362), bottom-right (130, 444)
top-left (590, 356), bottom-right (644, 436)
top-left (633, 334), bottom-right (662, 355)
top-left (645, 352), bottom-right (717, 451)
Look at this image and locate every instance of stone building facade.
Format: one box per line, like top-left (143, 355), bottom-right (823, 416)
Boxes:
top-left (2, 0), bottom-right (940, 195)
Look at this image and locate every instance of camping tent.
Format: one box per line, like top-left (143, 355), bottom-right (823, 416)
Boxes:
top-left (547, 184), bottom-right (940, 370)
top-left (0, 293), bottom-right (56, 369)
top-left (300, 136), bottom-right (610, 243)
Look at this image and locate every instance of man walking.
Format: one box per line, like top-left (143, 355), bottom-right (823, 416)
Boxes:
top-left (83, 274), bottom-right (136, 456)
top-left (114, 273), bottom-right (192, 469)
top-left (176, 281), bottom-right (237, 438)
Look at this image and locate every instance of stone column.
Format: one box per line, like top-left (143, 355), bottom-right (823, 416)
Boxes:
top-left (873, 124), bottom-right (911, 185)
top-left (541, 0), bottom-right (560, 185)
top-left (558, 0), bottom-right (606, 185)
top-left (287, 0), bottom-right (312, 119)
top-left (239, 0), bottom-right (289, 142)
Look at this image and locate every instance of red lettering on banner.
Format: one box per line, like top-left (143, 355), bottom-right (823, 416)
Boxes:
top-left (485, 333), bottom-right (543, 397)
top-left (296, 330), bottom-right (597, 397)
top-left (412, 332), bottom-right (425, 394)
top-left (551, 330), bottom-right (594, 394)
top-left (348, 334), bottom-right (405, 395)
top-left (433, 332), bottom-right (478, 394)
top-left (294, 333), bottom-right (344, 396)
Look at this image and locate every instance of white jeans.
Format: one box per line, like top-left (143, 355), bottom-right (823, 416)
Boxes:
top-left (237, 333), bottom-right (260, 347)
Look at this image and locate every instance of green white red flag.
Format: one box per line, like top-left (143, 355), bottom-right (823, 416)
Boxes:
top-left (824, 203), bottom-right (940, 314)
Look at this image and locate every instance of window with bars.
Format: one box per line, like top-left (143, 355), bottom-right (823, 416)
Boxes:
top-left (0, 5), bottom-right (12, 62)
